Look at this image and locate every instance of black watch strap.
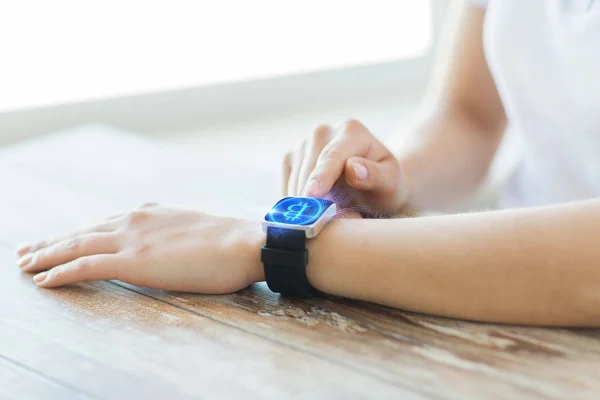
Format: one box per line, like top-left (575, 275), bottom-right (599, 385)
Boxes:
top-left (261, 227), bottom-right (318, 297)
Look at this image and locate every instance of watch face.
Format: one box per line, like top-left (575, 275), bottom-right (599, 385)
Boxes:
top-left (265, 197), bottom-right (333, 226)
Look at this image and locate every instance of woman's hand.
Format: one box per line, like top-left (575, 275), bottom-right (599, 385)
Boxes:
top-left (283, 119), bottom-right (409, 216)
top-left (15, 204), bottom-right (265, 292)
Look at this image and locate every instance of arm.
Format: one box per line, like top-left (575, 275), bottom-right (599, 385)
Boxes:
top-left (19, 4), bottom-right (596, 328)
top-left (304, 199), bottom-right (600, 327)
top-left (290, 4), bottom-right (506, 213)
top-left (17, 201), bottom-right (600, 326)
top-left (397, 4), bottom-right (506, 210)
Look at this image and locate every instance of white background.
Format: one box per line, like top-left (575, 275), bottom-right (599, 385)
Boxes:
top-left (0, 0), bottom-right (513, 208)
top-left (0, 0), bottom-right (431, 113)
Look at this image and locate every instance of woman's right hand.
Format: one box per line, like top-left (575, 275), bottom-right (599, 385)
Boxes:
top-left (282, 119), bottom-right (410, 216)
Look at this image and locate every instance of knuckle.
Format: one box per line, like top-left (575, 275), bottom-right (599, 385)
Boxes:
top-left (49, 264), bottom-right (67, 280)
top-left (29, 251), bottom-right (41, 265)
top-left (139, 202), bottom-right (159, 209)
top-left (132, 242), bottom-right (152, 258)
top-left (312, 124), bottom-right (331, 143)
top-left (320, 146), bottom-right (341, 161)
top-left (31, 240), bottom-right (47, 252)
top-left (283, 152), bottom-right (293, 168)
top-left (126, 210), bottom-right (150, 226)
top-left (72, 257), bottom-right (92, 274)
top-left (46, 268), bottom-right (59, 281)
top-left (342, 119), bottom-right (366, 136)
top-left (65, 237), bottom-right (82, 251)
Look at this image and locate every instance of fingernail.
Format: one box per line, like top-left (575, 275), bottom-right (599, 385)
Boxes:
top-left (303, 179), bottom-right (320, 197)
top-left (17, 254), bottom-right (33, 268)
top-left (352, 162), bottom-right (368, 181)
top-left (33, 272), bottom-right (48, 284)
top-left (16, 243), bottom-right (32, 255)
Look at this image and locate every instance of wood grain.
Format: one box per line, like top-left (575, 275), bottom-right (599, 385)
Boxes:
top-left (0, 128), bottom-right (422, 399)
top-left (2, 126), bottom-right (600, 399)
top-left (0, 243), bottom-right (416, 399)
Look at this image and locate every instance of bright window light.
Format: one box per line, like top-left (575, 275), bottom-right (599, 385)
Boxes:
top-left (0, 0), bottom-right (432, 112)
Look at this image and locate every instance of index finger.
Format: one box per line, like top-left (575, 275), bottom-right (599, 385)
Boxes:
top-left (33, 254), bottom-right (123, 288)
top-left (302, 120), bottom-right (370, 197)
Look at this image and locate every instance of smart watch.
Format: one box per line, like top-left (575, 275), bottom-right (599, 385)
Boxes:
top-left (261, 197), bottom-right (337, 297)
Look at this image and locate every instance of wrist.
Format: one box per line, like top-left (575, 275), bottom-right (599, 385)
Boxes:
top-left (242, 207), bottom-right (361, 294)
top-left (231, 218), bottom-right (266, 285)
top-left (305, 216), bottom-right (346, 295)
top-left (304, 210), bottom-right (362, 294)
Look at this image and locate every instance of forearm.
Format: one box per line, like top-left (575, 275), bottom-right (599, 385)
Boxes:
top-left (396, 107), bottom-right (504, 210)
top-left (305, 199), bottom-right (600, 326)
top-left (394, 3), bottom-right (506, 211)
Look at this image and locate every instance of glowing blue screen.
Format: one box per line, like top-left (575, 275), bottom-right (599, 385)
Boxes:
top-left (265, 197), bottom-right (333, 226)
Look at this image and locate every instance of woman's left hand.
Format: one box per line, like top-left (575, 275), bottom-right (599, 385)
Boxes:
top-left (15, 204), bottom-right (265, 293)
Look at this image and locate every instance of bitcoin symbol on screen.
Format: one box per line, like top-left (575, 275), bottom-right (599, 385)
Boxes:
top-left (283, 202), bottom-right (310, 222)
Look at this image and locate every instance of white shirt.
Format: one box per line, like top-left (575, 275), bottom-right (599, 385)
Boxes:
top-left (471, 0), bottom-right (600, 208)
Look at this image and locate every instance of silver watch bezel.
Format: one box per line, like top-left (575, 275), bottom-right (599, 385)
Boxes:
top-left (262, 197), bottom-right (337, 239)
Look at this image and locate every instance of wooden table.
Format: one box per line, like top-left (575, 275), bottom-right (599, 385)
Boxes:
top-left (1, 126), bottom-right (599, 400)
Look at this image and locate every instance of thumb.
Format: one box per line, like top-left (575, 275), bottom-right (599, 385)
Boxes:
top-left (344, 157), bottom-right (396, 192)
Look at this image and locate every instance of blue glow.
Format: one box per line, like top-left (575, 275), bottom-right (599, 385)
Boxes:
top-left (265, 197), bottom-right (332, 226)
